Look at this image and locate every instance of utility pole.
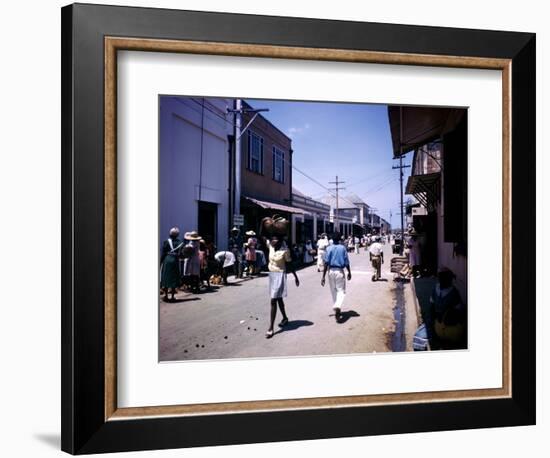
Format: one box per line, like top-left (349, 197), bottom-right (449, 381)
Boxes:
top-left (234, 99), bottom-right (242, 216)
top-left (328, 176), bottom-right (346, 233)
top-left (392, 106), bottom-right (411, 255)
top-left (228, 101), bottom-right (269, 219)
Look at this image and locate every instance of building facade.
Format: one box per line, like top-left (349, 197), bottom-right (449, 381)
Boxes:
top-left (238, 100), bottom-right (305, 239)
top-left (159, 96), bottom-right (233, 251)
top-left (291, 188), bottom-right (333, 243)
top-left (389, 106), bottom-right (468, 300)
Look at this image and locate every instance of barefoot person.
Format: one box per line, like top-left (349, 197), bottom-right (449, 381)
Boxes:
top-left (265, 236), bottom-right (300, 338)
top-left (160, 227), bottom-right (183, 302)
top-left (321, 232), bottom-right (352, 322)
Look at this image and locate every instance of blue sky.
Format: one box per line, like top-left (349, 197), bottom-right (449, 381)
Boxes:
top-left (247, 98), bottom-right (412, 226)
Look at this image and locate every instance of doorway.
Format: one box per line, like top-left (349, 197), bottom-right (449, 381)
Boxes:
top-left (198, 201), bottom-right (218, 247)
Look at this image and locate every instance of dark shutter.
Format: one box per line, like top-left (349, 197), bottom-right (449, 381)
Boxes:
top-left (443, 112), bottom-right (468, 245)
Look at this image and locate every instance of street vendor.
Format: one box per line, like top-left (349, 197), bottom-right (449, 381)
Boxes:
top-left (182, 230), bottom-right (202, 293)
top-left (426, 267), bottom-right (466, 349)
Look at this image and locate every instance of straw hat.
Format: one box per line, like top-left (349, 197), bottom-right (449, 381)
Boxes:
top-left (184, 230), bottom-right (201, 241)
top-left (245, 230), bottom-right (256, 236)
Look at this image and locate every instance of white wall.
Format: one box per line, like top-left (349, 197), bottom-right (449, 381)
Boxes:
top-left (0, 1), bottom-right (545, 458)
top-left (159, 96), bottom-right (231, 249)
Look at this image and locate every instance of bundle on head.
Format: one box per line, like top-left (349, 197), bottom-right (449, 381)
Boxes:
top-left (261, 214), bottom-right (289, 236)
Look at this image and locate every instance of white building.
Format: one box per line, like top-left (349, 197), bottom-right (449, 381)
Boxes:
top-left (159, 96), bottom-right (233, 250)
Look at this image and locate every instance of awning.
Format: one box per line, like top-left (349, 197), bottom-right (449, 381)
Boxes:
top-left (388, 106), bottom-right (465, 157)
top-left (405, 173), bottom-right (440, 210)
top-left (243, 196), bottom-right (306, 215)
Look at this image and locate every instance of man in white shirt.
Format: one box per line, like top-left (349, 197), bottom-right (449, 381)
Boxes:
top-left (368, 240), bottom-right (384, 281)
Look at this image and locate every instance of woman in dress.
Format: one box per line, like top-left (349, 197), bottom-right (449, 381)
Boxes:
top-left (198, 239), bottom-right (210, 289)
top-left (303, 239), bottom-right (314, 264)
top-left (160, 227), bottom-right (183, 302)
top-left (316, 233), bottom-right (329, 272)
top-left (244, 230), bottom-right (257, 276)
top-left (265, 236), bottom-right (300, 338)
top-left (182, 230), bottom-right (202, 293)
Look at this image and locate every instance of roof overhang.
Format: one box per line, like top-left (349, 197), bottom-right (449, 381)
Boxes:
top-left (405, 173), bottom-right (441, 210)
top-left (388, 106), bottom-right (465, 157)
top-left (243, 196), bottom-right (306, 215)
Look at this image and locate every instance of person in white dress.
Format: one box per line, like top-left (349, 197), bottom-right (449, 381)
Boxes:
top-left (303, 239), bottom-right (314, 264)
top-left (316, 233), bottom-right (329, 272)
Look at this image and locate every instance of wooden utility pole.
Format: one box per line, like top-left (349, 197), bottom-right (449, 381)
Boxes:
top-left (393, 107), bottom-right (411, 254)
top-left (329, 176), bottom-right (346, 233)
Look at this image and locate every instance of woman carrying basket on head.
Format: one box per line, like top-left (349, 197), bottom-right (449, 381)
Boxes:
top-left (264, 235), bottom-right (300, 339)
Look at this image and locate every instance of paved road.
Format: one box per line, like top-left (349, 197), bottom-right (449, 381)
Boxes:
top-left (159, 244), bottom-right (418, 361)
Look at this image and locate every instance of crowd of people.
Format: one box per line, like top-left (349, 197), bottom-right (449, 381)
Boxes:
top-left (160, 224), bottom-right (466, 349)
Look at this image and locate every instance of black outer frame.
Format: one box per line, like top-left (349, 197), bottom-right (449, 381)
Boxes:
top-left (61, 3), bottom-right (536, 455)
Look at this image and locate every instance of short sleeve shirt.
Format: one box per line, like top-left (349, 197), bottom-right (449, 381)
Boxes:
top-left (266, 240), bottom-right (291, 272)
top-left (324, 244), bottom-right (350, 268)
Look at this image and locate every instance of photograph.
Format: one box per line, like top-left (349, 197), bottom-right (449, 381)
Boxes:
top-left (158, 96), bottom-right (468, 361)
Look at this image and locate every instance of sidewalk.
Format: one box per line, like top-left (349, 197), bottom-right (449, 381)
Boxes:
top-left (411, 276), bottom-right (437, 324)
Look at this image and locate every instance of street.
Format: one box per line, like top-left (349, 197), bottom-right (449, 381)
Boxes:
top-left (159, 244), bottom-right (419, 361)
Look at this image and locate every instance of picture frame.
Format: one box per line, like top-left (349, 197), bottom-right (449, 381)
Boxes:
top-left (61, 3), bottom-right (536, 454)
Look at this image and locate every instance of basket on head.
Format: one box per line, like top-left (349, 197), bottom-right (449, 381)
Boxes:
top-left (261, 214), bottom-right (289, 236)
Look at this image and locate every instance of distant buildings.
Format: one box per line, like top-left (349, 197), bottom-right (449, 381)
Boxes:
top-left (316, 192), bottom-right (388, 237)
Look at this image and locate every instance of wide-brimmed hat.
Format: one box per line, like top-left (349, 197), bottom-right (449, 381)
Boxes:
top-left (231, 226), bottom-right (240, 232)
top-left (245, 230), bottom-right (256, 236)
top-left (184, 230), bottom-right (201, 241)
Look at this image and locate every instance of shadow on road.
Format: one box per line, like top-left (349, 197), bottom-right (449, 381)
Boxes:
top-left (336, 310), bottom-right (360, 324)
top-left (275, 319), bottom-right (314, 335)
top-left (169, 297), bottom-right (201, 303)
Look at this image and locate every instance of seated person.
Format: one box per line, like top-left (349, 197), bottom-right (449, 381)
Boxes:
top-left (425, 267), bottom-right (467, 350)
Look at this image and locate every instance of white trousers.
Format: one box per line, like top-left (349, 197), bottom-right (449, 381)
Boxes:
top-left (328, 269), bottom-right (346, 310)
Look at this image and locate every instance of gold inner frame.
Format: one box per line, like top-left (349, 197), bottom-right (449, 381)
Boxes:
top-left (104, 37), bottom-right (512, 421)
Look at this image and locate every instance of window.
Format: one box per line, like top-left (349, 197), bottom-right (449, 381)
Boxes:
top-left (272, 147), bottom-right (285, 183)
top-left (247, 130), bottom-right (263, 174)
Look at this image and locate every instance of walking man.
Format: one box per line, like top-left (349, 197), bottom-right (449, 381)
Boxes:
top-left (369, 237), bottom-right (384, 281)
top-left (321, 232), bottom-right (352, 322)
